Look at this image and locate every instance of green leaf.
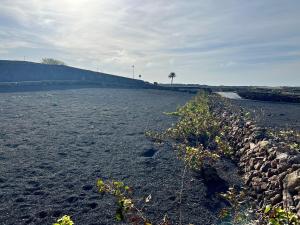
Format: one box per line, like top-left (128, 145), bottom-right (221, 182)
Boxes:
top-left (115, 209), bottom-right (124, 222)
top-left (269, 218), bottom-right (280, 225)
top-left (53, 215), bottom-right (74, 225)
top-left (264, 205), bottom-right (271, 214)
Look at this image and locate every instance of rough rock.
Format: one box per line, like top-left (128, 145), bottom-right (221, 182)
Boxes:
top-left (271, 194), bottom-right (282, 205)
top-left (213, 99), bottom-right (300, 215)
top-left (284, 169), bottom-right (300, 192)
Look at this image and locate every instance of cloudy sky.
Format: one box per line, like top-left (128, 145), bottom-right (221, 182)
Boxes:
top-left (1, 0), bottom-right (300, 86)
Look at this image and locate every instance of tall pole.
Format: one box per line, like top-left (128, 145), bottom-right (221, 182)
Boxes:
top-left (132, 65), bottom-right (135, 79)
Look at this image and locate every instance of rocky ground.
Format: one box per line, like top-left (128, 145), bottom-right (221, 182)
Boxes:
top-left (214, 96), bottom-right (300, 220)
top-left (0, 88), bottom-right (299, 225)
top-left (0, 88), bottom-right (241, 225)
top-left (230, 98), bottom-right (300, 131)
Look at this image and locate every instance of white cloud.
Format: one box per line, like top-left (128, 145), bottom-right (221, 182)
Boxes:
top-left (0, 0), bottom-right (300, 85)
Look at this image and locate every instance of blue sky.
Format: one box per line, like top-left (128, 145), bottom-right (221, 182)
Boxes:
top-left (0, 0), bottom-right (300, 86)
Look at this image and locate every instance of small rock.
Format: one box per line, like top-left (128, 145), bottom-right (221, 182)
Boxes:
top-left (245, 121), bottom-right (252, 127)
top-left (250, 142), bottom-right (256, 149)
top-left (293, 195), bottom-right (300, 204)
top-left (269, 175), bottom-right (278, 182)
top-left (292, 164), bottom-right (300, 170)
top-left (284, 169), bottom-right (300, 192)
top-left (278, 172), bottom-right (288, 183)
top-left (297, 202), bottom-right (300, 217)
top-left (260, 182), bottom-right (269, 191)
top-left (254, 161), bottom-right (263, 170)
top-left (244, 172), bottom-right (254, 185)
top-left (268, 151), bottom-right (276, 161)
top-left (258, 140), bottom-right (269, 149)
top-left (265, 190), bottom-right (277, 198)
top-left (271, 160), bottom-right (278, 169)
top-left (249, 158), bottom-right (258, 169)
top-left (244, 143), bottom-right (250, 149)
top-left (266, 169), bottom-right (276, 178)
top-left (277, 163), bottom-right (289, 173)
top-left (260, 162), bottom-right (271, 173)
top-left (269, 180), bottom-right (280, 190)
top-left (288, 155), bottom-right (300, 164)
top-left (276, 152), bottom-right (288, 160)
top-left (271, 194), bottom-right (282, 205)
top-left (267, 147), bottom-right (277, 154)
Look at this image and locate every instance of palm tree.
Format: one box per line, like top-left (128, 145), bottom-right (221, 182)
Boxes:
top-left (168, 72), bottom-right (176, 85)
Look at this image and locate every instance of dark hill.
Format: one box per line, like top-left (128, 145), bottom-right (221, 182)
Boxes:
top-left (0, 60), bottom-right (152, 89)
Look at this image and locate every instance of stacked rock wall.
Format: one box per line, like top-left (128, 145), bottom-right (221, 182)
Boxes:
top-left (218, 104), bottom-right (300, 216)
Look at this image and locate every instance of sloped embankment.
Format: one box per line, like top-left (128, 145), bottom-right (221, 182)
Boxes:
top-left (0, 60), bottom-right (152, 90)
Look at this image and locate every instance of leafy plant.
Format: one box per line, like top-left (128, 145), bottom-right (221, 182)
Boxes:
top-left (146, 93), bottom-right (235, 224)
top-left (219, 187), bottom-right (253, 224)
top-left (263, 205), bottom-right (299, 225)
top-left (53, 215), bottom-right (74, 225)
top-left (145, 130), bottom-right (165, 144)
top-left (97, 179), bottom-right (171, 225)
top-left (215, 135), bottom-right (234, 157)
top-left (148, 92), bottom-right (233, 165)
top-left (176, 145), bottom-right (219, 170)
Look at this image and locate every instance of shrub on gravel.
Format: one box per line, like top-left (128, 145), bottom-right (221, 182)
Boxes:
top-left (262, 205), bottom-right (299, 225)
top-left (147, 92), bottom-right (233, 168)
top-left (96, 179), bottom-right (171, 225)
top-left (53, 215), bottom-right (74, 225)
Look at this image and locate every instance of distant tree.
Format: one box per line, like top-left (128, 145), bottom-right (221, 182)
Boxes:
top-left (41, 58), bottom-right (66, 66)
top-left (168, 72), bottom-right (176, 85)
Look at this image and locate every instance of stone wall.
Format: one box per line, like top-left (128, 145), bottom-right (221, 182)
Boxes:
top-left (218, 104), bottom-right (300, 217)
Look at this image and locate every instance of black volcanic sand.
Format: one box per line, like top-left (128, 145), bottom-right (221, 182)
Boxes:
top-left (230, 99), bottom-right (300, 131)
top-left (0, 89), bottom-right (241, 225)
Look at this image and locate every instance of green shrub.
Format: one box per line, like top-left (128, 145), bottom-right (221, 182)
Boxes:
top-left (263, 205), bottom-right (299, 225)
top-left (148, 92), bottom-right (233, 169)
top-left (53, 215), bottom-right (74, 225)
top-left (97, 179), bottom-right (171, 225)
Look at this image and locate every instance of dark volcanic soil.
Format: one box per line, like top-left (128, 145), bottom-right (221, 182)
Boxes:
top-left (230, 99), bottom-right (300, 131)
top-left (0, 88), bottom-right (241, 225)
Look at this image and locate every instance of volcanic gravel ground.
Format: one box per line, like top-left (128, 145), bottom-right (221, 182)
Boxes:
top-left (231, 99), bottom-right (300, 130)
top-left (0, 88), bottom-right (241, 225)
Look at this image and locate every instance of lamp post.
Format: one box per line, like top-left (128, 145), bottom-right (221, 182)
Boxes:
top-left (132, 65), bottom-right (135, 79)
